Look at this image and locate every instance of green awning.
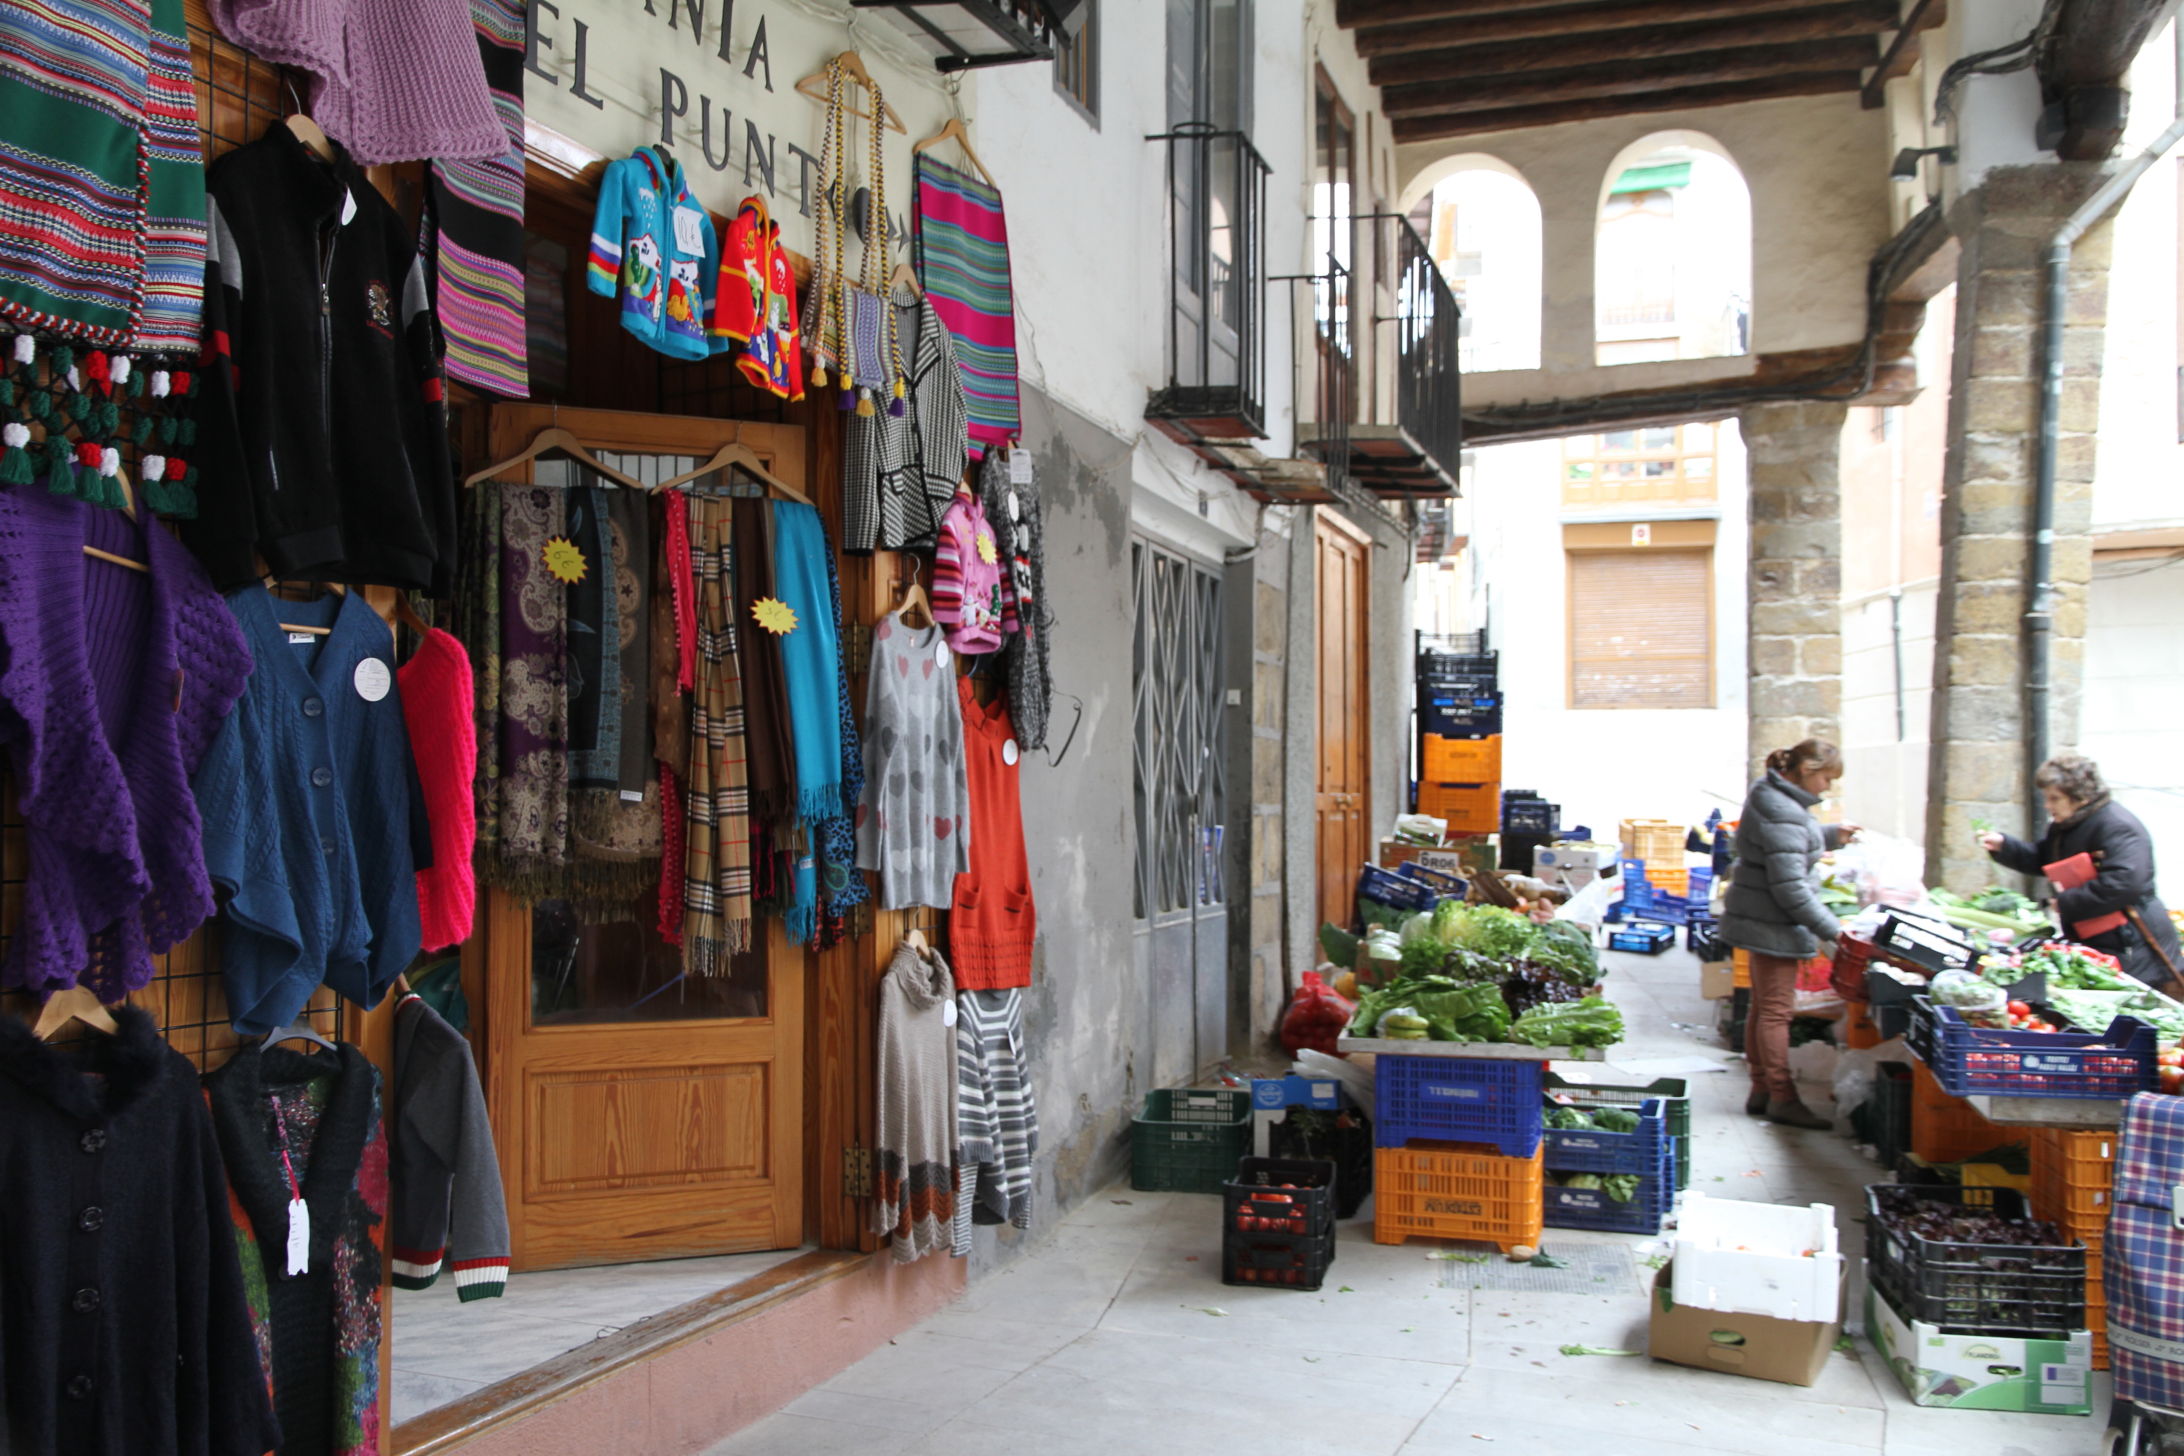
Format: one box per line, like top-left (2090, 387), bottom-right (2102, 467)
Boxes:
top-left (1610, 161), bottom-right (1692, 195)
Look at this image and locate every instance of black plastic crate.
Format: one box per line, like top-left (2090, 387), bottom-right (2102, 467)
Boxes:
top-left (1222, 1226), bottom-right (1336, 1290)
top-left (1503, 800), bottom-right (1559, 833)
top-left (1222, 1156), bottom-right (1338, 1239)
top-left (1866, 1183), bottom-right (2088, 1334)
top-left (1873, 910), bottom-right (1982, 974)
top-left (1268, 1108), bottom-right (1373, 1219)
top-left (1867, 1060), bottom-right (1913, 1167)
top-left (1422, 697), bottom-right (1503, 738)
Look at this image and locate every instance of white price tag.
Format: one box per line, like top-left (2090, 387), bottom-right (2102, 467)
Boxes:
top-left (287, 632), bottom-right (316, 646)
top-left (619, 789), bottom-right (645, 803)
top-left (353, 657), bottom-right (391, 702)
top-left (1002, 739), bottom-right (1019, 766)
top-left (285, 1196), bottom-right (310, 1276)
top-left (935, 639), bottom-right (950, 667)
top-left (672, 206), bottom-right (706, 256)
top-left (1006, 490), bottom-right (1021, 522)
top-left (943, 1000), bottom-right (958, 1028)
top-left (1008, 450), bottom-right (1033, 485)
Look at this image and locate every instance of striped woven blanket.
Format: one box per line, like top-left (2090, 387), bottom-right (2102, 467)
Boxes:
top-left (913, 156), bottom-right (1020, 459)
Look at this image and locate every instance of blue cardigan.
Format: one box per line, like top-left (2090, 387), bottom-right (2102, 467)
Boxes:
top-left (193, 587), bottom-right (422, 1034)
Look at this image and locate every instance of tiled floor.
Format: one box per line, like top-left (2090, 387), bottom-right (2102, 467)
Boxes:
top-left (704, 943), bottom-right (2111, 1456)
top-left (391, 1248), bottom-right (808, 1424)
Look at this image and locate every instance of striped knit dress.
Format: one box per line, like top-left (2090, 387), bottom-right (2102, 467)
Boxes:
top-left (874, 943), bottom-right (959, 1262)
top-left (952, 987), bottom-right (1037, 1253)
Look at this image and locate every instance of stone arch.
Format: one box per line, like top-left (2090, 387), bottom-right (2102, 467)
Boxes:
top-left (1402, 153), bottom-right (1543, 374)
top-left (1592, 130), bottom-right (1753, 365)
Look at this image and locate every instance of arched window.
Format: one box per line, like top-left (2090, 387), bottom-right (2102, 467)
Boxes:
top-left (1403, 158), bottom-right (1542, 373)
top-left (1594, 134), bottom-right (1751, 366)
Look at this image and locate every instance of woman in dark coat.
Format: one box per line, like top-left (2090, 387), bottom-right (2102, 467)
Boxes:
top-left (1980, 753), bottom-right (2182, 989)
top-left (1718, 739), bottom-right (1852, 1129)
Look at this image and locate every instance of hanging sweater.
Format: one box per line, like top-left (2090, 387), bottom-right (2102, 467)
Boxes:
top-left (952, 987), bottom-right (1036, 1254)
top-left (842, 286), bottom-right (969, 554)
top-left (0, 1008), bottom-right (280, 1456)
top-left (186, 123), bottom-right (458, 594)
top-left (586, 147), bottom-right (718, 362)
top-left (391, 995), bottom-right (510, 1300)
top-left (0, 0), bottom-right (207, 351)
top-left (855, 611), bottom-right (970, 909)
top-left (873, 943), bottom-right (959, 1262)
top-left (206, 1042), bottom-right (387, 1456)
top-left (426, 0), bottom-right (530, 395)
top-left (950, 678), bottom-right (1035, 990)
top-left (930, 488), bottom-right (1017, 657)
top-left (0, 484), bottom-right (252, 1000)
top-left (976, 448), bottom-right (1053, 751)
top-left (398, 628), bottom-right (478, 952)
top-left (192, 587), bottom-right (423, 1035)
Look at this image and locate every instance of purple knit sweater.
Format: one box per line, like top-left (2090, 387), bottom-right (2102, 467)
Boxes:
top-left (212, 0), bottom-right (504, 166)
top-left (0, 488), bottom-right (252, 998)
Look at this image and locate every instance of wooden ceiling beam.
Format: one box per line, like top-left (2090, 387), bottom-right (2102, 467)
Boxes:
top-left (1382, 39), bottom-right (1878, 117)
top-left (1389, 70), bottom-right (1862, 141)
top-left (1337, 0), bottom-right (1608, 28)
top-left (1362, 0), bottom-right (1895, 62)
top-left (2039, 0), bottom-right (2172, 159)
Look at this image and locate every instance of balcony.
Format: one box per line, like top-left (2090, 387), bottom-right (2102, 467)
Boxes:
top-left (1146, 124), bottom-right (1286, 489)
top-left (1297, 214), bottom-right (1464, 498)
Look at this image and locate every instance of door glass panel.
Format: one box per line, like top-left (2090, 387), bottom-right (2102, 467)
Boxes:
top-left (531, 891), bottom-right (768, 1025)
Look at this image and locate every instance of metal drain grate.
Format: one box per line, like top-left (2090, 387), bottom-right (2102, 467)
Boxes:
top-left (1433, 1242), bottom-right (1646, 1297)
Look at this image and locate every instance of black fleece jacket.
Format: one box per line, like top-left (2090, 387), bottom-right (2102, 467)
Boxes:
top-left (186, 123), bottom-right (456, 594)
top-left (1992, 797), bottom-right (2182, 985)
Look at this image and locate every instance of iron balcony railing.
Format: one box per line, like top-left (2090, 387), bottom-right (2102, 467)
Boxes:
top-left (1378, 212), bottom-right (1463, 492)
top-left (1311, 255), bottom-right (1352, 494)
top-left (1145, 123), bottom-right (1271, 440)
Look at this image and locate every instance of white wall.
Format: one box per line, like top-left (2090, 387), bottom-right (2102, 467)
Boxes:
top-left (1460, 429), bottom-right (1751, 841)
top-left (2082, 559), bottom-right (2184, 893)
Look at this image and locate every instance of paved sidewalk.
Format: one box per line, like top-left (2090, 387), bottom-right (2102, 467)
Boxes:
top-left (707, 945), bottom-right (2106, 1455)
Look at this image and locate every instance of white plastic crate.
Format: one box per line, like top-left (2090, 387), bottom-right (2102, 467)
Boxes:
top-left (1671, 1194), bottom-right (1843, 1323)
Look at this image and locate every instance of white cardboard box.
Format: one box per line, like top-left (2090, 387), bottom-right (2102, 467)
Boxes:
top-left (1535, 841), bottom-right (1619, 873)
top-left (1672, 1194), bottom-right (1842, 1323)
top-left (1865, 1281), bottom-right (2092, 1414)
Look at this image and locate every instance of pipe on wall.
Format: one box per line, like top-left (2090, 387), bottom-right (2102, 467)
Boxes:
top-left (2029, 21), bottom-right (2184, 830)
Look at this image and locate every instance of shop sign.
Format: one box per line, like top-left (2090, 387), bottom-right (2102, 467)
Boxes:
top-left (522, 0), bottom-right (943, 251)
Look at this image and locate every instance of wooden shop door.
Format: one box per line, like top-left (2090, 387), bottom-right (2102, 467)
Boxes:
top-left (478, 403), bottom-right (807, 1270)
top-left (1314, 513), bottom-right (1371, 930)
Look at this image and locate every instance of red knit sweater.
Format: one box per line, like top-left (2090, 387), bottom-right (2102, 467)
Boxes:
top-left (398, 628), bottom-right (477, 951)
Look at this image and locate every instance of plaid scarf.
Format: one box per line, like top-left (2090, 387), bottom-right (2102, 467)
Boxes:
top-left (682, 496), bottom-right (754, 967)
top-left (732, 496), bottom-right (796, 823)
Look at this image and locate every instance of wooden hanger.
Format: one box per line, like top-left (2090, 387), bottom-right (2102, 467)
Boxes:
top-left (904, 928), bottom-right (932, 961)
top-left (464, 426), bottom-right (648, 492)
top-left (893, 556), bottom-right (933, 630)
top-left (33, 985), bottom-right (119, 1041)
top-left (888, 259), bottom-right (922, 297)
top-left (656, 440), bottom-right (814, 507)
top-left (913, 118), bottom-right (996, 188)
top-left (268, 579), bottom-right (346, 637)
top-left (392, 592), bottom-right (429, 637)
top-left (282, 80), bottom-right (336, 162)
top-left (265, 1020), bottom-right (336, 1053)
top-left (795, 53), bottom-right (907, 134)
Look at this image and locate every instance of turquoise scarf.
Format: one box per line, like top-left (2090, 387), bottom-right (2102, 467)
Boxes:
top-left (771, 500), bottom-right (844, 827)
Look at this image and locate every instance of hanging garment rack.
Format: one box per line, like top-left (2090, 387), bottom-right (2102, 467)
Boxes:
top-left (795, 52), bottom-right (907, 133)
top-left (655, 441), bottom-right (814, 507)
top-left (464, 425), bottom-right (650, 493)
top-left (913, 118), bottom-right (996, 187)
top-left (32, 985), bottom-right (119, 1041)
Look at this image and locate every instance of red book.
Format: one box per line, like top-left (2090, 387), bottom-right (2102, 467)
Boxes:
top-left (2043, 853), bottom-right (2125, 937)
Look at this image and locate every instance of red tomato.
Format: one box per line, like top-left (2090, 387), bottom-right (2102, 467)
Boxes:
top-left (2161, 1064), bottom-right (2183, 1095)
top-left (2008, 1001), bottom-right (2032, 1017)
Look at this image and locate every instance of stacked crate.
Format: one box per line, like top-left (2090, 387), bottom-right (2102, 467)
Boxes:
top-left (1541, 1096), bottom-right (1680, 1235)
top-left (2029, 1127), bottom-right (2118, 1368)
top-left (1907, 1059), bottom-right (2022, 1166)
top-left (1222, 1156), bottom-right (1339, 1290)
top-left (1416, 641), bottom-right (1501, 834)
top-left (1371, 1055), bottom-right (1544, 1252)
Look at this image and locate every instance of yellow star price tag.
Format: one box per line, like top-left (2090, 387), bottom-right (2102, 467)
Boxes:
top-left (976, 529), bottom-right (998, 566)
top-left (542, 536), bottom-right (587, 584)
top-left (752, 597), bottom-right (799, 635)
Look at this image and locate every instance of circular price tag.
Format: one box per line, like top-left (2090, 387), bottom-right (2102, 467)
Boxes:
top-left (354, 658), bottom-right (391, 703)
top-left (1002, 739), bottom-right (1020, 766)
top-left (935, 639), bottom-right (950, 667)
top-left (1007, 491), bottom-right (1021, 522)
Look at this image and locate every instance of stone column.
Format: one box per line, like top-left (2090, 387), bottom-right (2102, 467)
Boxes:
top-left (1742, 399), bottom-right (1849, 782)
top-left (1923, 166), bottom-right (2112, 893)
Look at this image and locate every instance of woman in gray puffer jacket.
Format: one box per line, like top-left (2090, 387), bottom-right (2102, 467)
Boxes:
top-left (1718, 739), bottom-right (1853, 1129)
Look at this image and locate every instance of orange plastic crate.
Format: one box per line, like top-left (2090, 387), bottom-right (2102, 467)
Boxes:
top-left (1732, 948), bottom-right (1835, 993)
top-left (1416, 782), bottom-right (1500, 835)
top-left (1961, 1161), bottom-right (2032, 1192)
top-left (1909, 1060), bottom-right (2020, 1165)
top-left (2030, 1127), bottom-right (2116, 1232)
top-left (1843, 1002), bottom-right (1883, 1049)
top-left (1422, 734), bottom-right (1502, 784)
top-left (1372, 1140), bottom-right (1544, 1252)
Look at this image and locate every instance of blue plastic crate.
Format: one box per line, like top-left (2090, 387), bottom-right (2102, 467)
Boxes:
top-left (1502, 799), bottom-right (1558, 833)
top-left (1910, 1001), bottom-right (2157, 1100)
top-left (1687, 866), bottom-right (1714, 901)
top-left (1374, 1055), bottom-right (1544, 1156)
top-left (1607, 920), bottom-right (1676, 954)
top-left (1544, 1139), bottom-right (1676, 1234)
top-left (1542, 1097), bottom-right (1670, 1176)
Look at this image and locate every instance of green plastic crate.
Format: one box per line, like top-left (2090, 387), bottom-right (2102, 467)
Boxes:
top-left (1545, 1072), bottom-right (1692, 1191)
top-left (1132, 1089), bottom-right (1252, 1193)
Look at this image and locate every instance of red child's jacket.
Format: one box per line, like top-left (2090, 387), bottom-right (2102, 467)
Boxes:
top-left (709, 195), bottom-right (805, 401)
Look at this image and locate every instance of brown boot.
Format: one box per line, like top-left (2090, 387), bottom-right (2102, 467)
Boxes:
top-left (1766, 1098), bottom-right (1832, 1130)
top-left (1745, 1088), bottom-right (1768, 1117)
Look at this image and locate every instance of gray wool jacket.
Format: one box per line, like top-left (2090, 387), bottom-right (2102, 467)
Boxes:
top-left (1717, 771), bottom-right (1845, 959)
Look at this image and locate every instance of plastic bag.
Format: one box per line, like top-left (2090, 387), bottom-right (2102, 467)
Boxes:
top-left (1929, 969), bottom-right (2008, 1028)
top-left (1824, 831), bottom-right (1926, 908)
top-left (1833, 1046), bottom-right (1880, 1120)
top-left (1556, 870), bottom-right (1620, 933)
top-left (1280, 970), bottom-right (1357, 1058)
